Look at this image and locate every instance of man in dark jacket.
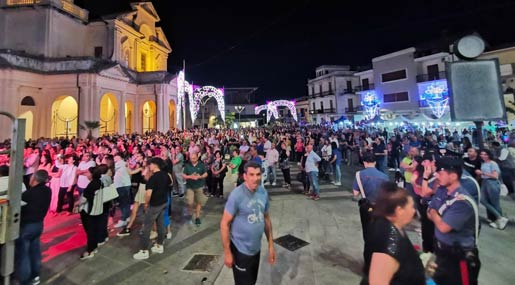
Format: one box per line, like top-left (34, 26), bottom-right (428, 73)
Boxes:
top-left (16, 170), bottom-right (51, 285)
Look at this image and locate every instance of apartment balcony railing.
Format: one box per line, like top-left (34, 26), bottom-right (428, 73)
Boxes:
top-left (308, 90), bottom-right (335, 98)
top-left (312, 108), bottom-right (336, 114)
top-left (2, 0), bottom-right (89, 22)
top-left (345, 106), bottom-right (364, 113)
top-left (354, 84), bottom-right (375, 92)
top-left (416, 71), bottom-right (447, 83)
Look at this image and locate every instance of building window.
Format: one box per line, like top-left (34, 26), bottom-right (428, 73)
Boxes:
top-left (21, 96), bottom-right (35, 106)
top-left (329, 100), bottom-right (333, 111)
top-left (381, 69), bottom-right (407, 82)
top-left (319, 85), bottom-right (322, 94)
top-left (427, 64), bottom-right (440, 80)
top-left (362, 78), bottom-right (369, 89)
top-left (328, 82), bottom-right (332, 92)
top-left (320, 101), bottom-right (324, 111)
top-left (383, 91), bottom-right (409, 103)
top-left (140, 53), bottom-right (147, 71)
top-left (311, 86), bottom-right (315, 95)
top-left (312, 102), bottom-right (315, 111)
top-left (348, 98), bottom-right (353, 111)
top-left (94, 46), bottom-right (103, 58)
top-left (346, 80), bottom-right (352, 91)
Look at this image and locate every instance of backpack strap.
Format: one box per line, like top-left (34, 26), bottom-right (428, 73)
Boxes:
top-left (437, 192), bottom-right (480, 246)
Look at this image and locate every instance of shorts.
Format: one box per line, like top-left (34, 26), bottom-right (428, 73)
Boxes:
top-left (134, 183), bottom-right (146, 204)
top-left (186, 187), bottom-right (208, 206)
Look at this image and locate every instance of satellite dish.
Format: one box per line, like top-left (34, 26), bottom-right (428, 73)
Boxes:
top-left (453, 34), bottom-right (486, 60)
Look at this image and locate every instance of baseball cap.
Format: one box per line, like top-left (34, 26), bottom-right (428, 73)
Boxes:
top-left (435, 156), bottom-right (463, 176)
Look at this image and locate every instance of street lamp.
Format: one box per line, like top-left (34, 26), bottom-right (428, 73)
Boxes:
top-left (234, 105), bottom-right (245, 127)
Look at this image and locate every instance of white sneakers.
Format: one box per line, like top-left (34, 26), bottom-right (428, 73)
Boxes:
top-left (151, 244), bottom-right (164, 254)
top-left (150, 231), bottom-right (158, 240)
top-left (114, 220), bottom-right (128, 228)
top-left (497, 217), bottom-right (509, 230)
top-left (166, 232), bottom-right (172, 239)
top-left (133, 244), bottom-right (164, 260)
top-left (133, 250), bottom-right (149, 260)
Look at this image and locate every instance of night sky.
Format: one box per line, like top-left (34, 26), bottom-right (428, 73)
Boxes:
top-left (76, 0), bottom-right (515, 103)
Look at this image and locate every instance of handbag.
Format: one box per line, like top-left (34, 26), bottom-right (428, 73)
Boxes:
top-left (101, 184), bottom-right (119, 203)
top-left (89, 189), bottom-right (104, 216)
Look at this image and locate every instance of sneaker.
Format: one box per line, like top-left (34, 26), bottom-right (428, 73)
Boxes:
top-left (272, 182), bottom-right (276, 186)
top-left (114, 220), bottom-right (128, 228)
top-left (312, 195), bottom-right (320, 201)
top-left (172, 192), bottom-right (179, 197)
top-left (496, 217), bottom-right (509, 230)
top-left (166, 232), bottom-right (172, 239)
top-left (264, 182), bottom-right (270, 186)
top-left (98, 237), bottom-right (109, 246)
top-left (150, 231), bottom-right (158, 239)
top-left (32, 276), bottom-right (40, 285)
top-left (179, 193), bottom-right (185, 198)
top-left (133, 250), bottom-right (149, 260)
top-left (334, 182), bottom-right (342, 186)
top-left (117, 228), bottom-right (131, 237)
top-left (388, 168), bottom-right (396, 171)
top-left (151, 244), bottom-right (164, 254)
top-left (489, 222), bottom-right (499, 229)
top-left (195, 218), bottom-right (201, 226)
top-left (80, 250), bottom-right (97, 261)
top-left (283, 184), bottom-right (290, 188)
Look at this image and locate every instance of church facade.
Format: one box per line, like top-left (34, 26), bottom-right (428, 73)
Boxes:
top-left (0, 0), bottom-right (180, 140)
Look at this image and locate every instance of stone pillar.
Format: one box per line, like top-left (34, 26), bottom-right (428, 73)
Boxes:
top-left (118, 92), bottom-right (126, 134)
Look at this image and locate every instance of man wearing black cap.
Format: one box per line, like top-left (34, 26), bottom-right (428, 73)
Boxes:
top-left (352, 150), bottom-right (389, 241)
top-left (428, 157), bottom-right (480, 285)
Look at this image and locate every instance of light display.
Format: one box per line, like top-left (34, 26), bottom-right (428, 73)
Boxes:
top-left (254, 100), bottom-right (298, 123)
top-left (418, 80), bottom-right (449, 119)
top-left (176, 71), bottom-right (193, 127)
top-left (361, 91), bottom-right (380, 120)
top-left (191, 86), bottom-right (225, 123)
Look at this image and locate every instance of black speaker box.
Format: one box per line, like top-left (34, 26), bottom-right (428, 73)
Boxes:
top-left (447, 59), bottom-right (506, 121)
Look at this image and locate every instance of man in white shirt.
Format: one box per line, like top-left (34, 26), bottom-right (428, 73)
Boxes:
top-left (263, 138), bottom-right (272, 154)
top-left (113, 154), bottom-right (132, 228)
top-left (76, 153), bottom-right (96, 195)
top-left (265, 143), bottom-right (279, 186)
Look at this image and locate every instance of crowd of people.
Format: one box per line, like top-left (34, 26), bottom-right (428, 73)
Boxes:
top-left (0, 124), bottom-right (513, 284)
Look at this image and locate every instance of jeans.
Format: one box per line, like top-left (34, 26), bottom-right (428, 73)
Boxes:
top-left (15, 222), bottom-right (43, 285)
top-left (480, 179), bottom-right (503, 219)
top-left (267, 165), bottom-right (277, 183)
top-left (164, 196), bottom-right (172, 227)
top-left (140, 203), bottom-right (167, 250)
top-left (116, 186), bottom-right (132, 221)
top-left (375, 157), bottom-right (385, 173)
top-left (308, 171), bottom-right (320, 196)
top-left (334, 164), bottom-right (341, 184)
top-left (174, 172), bottom-right (185, 195)
top-left (76, 186), bottom-right (85, 196)
top-left (500, 168), bottom-right (515, 194)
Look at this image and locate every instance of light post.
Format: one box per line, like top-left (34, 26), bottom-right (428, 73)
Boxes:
top-left (234, 105), bottom-right (245, 127)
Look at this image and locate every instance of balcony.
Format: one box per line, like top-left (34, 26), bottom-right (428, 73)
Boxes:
top-left (345, 106), bottom-right (364, 114)
top-left (313, 108), bottom-right (336, 114)
top-left (2, 0), bottom-right (89, 22)
top-left (354, 84), bottom-right (375, 92)
top-left (416, 71), bottom-right (446, 83)
top-left (308, 90), bottom-right (335, 98)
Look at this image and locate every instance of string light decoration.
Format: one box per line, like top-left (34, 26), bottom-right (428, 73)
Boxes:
top-left (361, 91), bottom-right (380, 120)
top-left (421, 80), bottom-right (449, 118)
top-left (176, 71), bottom-right (193, 127)
top-left (254, 100), bottom-right (298, 123)
top-left (191, 86), bottom-right (226, 123)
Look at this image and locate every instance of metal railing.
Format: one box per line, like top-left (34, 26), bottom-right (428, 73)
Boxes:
top-left (355, 84), bottom-right (375, 91)
top-left (345, 106), bottom-right (364, 113)
top-left (309, 90), bottom-right (335, 98)
top-left (416, 71), bottom-right (446, 82)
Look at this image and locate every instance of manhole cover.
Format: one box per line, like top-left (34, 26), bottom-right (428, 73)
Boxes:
top-left (182, 254), bottom-right (219, 272)
top-left (274, 234), bottom-right (309, 252)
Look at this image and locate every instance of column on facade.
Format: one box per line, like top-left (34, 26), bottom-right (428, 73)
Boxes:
top-left (155, 84), bottom-right (169, 132)
top-left (118, 92), bottom-right (126, 134)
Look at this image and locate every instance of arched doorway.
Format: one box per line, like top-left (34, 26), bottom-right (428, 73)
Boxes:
top-left (142, 100), bottom-right (156, 133)
top-left (169, 100), bottom-right (176, 130)
top-left (125, 101), bottom-right (134, 134)
top-left (99, 93), bottom-right (118, 135)
top-left (18, 111), bottom-right (33, 140)
top-left (51, 96), bottom-right (78, 138)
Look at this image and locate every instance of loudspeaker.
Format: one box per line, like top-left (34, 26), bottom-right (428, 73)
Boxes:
top-left (447, 59), bottom-right (506, 121)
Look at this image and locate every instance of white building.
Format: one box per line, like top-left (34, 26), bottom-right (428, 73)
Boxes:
top-left (0, 0), bottom-right (180, 140)
top-left (306, 65), bottom-right (360, 124)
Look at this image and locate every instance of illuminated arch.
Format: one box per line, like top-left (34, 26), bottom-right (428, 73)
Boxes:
top-left (125, 101), bottom-right (134, 134)
top-left (142, 100), bottom-right (156, 133)
top-left (176, 71), bottom-right (193, 128)
top-left (191, 86), bottom-right (225, 123)
top-left (99, 93), bottom-right (118, 135)
top-left (51, 96), bottom-right (78, 138)
top-left (254, 100), bottom-right (298, 123)
top-left (169, 100), bottom-right (177, 129)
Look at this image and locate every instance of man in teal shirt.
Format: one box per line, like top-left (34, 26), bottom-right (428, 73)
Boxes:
top-left (183, 152), bottom-right (208, 225)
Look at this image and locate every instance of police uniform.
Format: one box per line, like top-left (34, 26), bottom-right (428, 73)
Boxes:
top-left (429, 184), bottom-right (480, 285)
